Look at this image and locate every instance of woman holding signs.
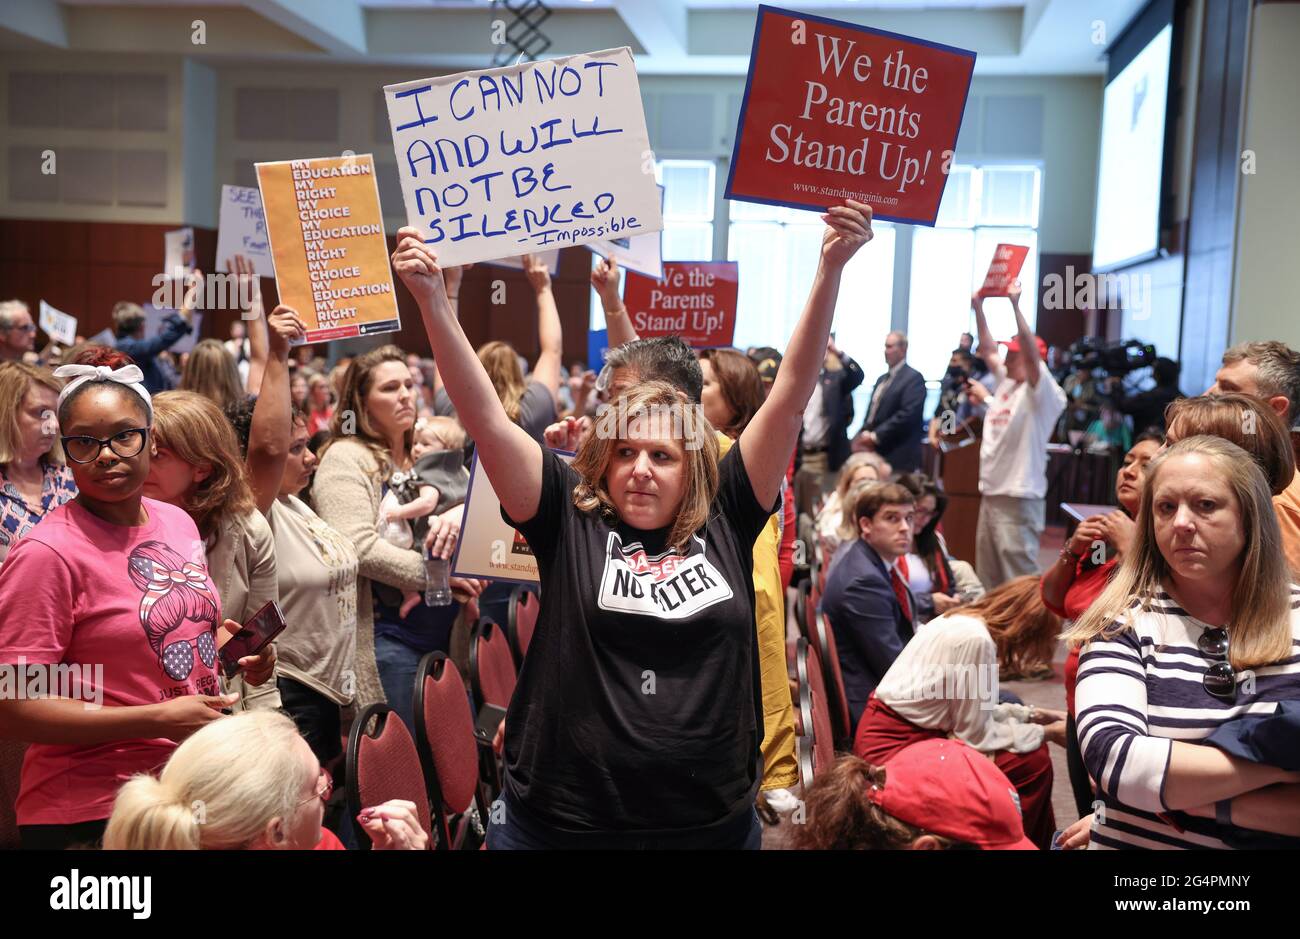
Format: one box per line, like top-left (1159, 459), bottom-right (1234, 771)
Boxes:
top-left (391, 200), bottom-right (873, 848)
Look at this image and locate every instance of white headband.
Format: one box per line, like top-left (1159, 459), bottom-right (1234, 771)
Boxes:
top-left (53, 364), bottom-right (153, 423)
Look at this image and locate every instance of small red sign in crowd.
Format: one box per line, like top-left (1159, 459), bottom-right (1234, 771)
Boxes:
top-left (623, 262), bottom-right (740, 349)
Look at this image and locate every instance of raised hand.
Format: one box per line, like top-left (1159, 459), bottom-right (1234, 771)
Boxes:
top-left (443, 262), bottom-right (470, 298)
top-left (590, 256), bottom-right (623, 311)
top-left (1007, 279), bottom-right (1023, 309)
top-left (266, 305), bottom-right (307, 360)
top-left (180, 268), bottom-right (205, 319)
top-left (819, 200), bottom-right (873, 268)
top-left (391, 226), bottom-right (445, 308)
top-left (522, 254), bottom-right (551, 293)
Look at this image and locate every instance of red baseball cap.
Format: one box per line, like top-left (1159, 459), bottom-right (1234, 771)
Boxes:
top-left (1003, 335), bottom-right (1048, 359)
top-left (865, 739), bottom-right (1037, 850)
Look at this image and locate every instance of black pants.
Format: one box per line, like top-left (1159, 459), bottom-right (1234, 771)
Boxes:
top-left (278, 676), bottom-right (342, 767)
top-left (1065, 713), bottom-right (1095, 820)
top-left (20, 818), bottom-right (107, 850)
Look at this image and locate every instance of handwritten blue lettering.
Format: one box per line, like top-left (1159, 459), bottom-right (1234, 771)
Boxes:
top-left (394, 85), bottom-right (438, 131)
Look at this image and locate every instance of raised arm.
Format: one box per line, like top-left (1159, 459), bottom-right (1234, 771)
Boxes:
top-left (392, 228), bottom-right (542, 523)
top-left (738, 201), bottom-right (873, 509)
top-left (523, 254), bottom-right (563, 397)
top-left (1007, 280), bottom-right (1041, 388)
top-left (592, 256), bottom-right (639, 347)
top-left (970, 291), bottom-right (1005, 385)
top-left (246, 305), bottom-right (307, 516)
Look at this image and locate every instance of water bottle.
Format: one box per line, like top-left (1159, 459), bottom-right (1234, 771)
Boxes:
top-left (424, 553), bottom-right (452, 606)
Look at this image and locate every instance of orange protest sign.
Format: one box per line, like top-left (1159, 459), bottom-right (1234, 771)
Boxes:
top-left (255, 154), bottom-right (400, 343)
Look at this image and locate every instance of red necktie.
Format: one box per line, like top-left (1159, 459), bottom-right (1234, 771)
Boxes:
top-left (891, 560), bottom-right (913, 624)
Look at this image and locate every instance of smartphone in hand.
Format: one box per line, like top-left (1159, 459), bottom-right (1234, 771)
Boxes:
top-left (220, 600), bottom-right (288, 679)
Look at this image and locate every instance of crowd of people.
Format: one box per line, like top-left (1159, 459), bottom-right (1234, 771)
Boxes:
top-left (1, 199), bottom-right (1298, 851)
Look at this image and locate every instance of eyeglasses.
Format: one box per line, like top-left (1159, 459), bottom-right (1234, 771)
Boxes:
top-left (61, 427), bottom-right (149, 464)
top-left (160, 630), bottom-right (217, 681)
top-left (297, 767), bottom-right (333, 808)
top-left (4, 323), bottom-right (36, 334)
top-left (1198, 626), bottom-right (1237, 702)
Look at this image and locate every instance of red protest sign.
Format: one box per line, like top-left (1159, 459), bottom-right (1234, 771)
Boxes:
top-left (726, 5), bottom-right (975, 226)
top-left (978, 243), bottom-right (1030, 297)
top-left (623, 262), bottom-right (739, 349)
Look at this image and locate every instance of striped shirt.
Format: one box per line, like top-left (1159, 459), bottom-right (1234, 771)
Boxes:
top-left (1076, 587), bottom-right (1300, 850)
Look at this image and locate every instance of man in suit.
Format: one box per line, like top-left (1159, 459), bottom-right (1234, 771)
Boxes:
top-left (794, 336), bottom-right (863, 515)
top-left (853, 331), bottom-right (927, 473)
top-left (820, 481), bottom-right (917, 733)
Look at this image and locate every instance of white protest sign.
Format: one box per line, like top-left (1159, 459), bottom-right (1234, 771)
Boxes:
top-left (384, 46), bottom-right (662, 268)
top-left (143, 304), bottom-right (201, 356)
top-left (164, 228), bottom-right (195, 277)
top-left (451, 450), bottom-right (574, 585)
top-left (88, 328), bottom-right (115, 347)
top-left (38, 301), bottom-right (77, 345)
top-left (588, 184), bottom-right (663, 279)
top-left (481, 248), bottom-right (561, 275)
top-left (216, 185), bottom-right (274, 277)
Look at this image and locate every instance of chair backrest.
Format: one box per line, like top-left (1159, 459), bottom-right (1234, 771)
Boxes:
top-left (469, 616), bottom-right (518, 712)
top-left (506, 586), bottom-right (540, 668)
top-left (413, 652), bottom-right (482, 849)
top-left (809, 609), bottom-right (853, 747)
top-left (793, 638), bottom-right (817, 787)
top-left (803, 641), bottom-right (836, 779)
top-left (794, 577), bottom-right (811, 638)
top-left (346, 704), bottom-right (433, 849)
top-left (0, 740), bottom-right (26, 850)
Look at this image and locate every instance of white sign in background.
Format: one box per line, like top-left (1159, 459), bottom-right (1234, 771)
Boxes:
top-left (384, 46), bottom-right (663, 268)
top-left (163, 227), bottom-right (195, 277)
top-left (38, 300), bottom-right (77, 345)
top-left (480, 247), bottom-right (561, 276)
top-left (587, 184), bottom-right (664, 279)
top-left (216, 184), bottom-right (274, 277)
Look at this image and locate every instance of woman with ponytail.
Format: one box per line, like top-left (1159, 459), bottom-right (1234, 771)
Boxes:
top-left (0, 348), bottom-right (274, 850)
top-left (105, 711), bottom-right (427, 850)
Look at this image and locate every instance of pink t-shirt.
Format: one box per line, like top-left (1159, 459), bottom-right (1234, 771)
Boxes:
top-left (0, 497), bottom-right (222, 826)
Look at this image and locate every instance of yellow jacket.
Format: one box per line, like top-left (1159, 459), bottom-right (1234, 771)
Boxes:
top-left (718, 434), bottom-right (799, 790)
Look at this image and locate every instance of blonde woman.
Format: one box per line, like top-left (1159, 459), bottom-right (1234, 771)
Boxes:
top-left (0, 362), bottom-right (75, 569)
top-left (146, 391), bottom-right (280, 710)
top-left (815, 451), bottom-right (890, 562)
top-left (104, 711), bottom-right (426, 850)
top-left (1069, 435), bottom-right (1300, 849)
top-left (393, 199), bottom-right (874, 848)
top-left (179, 339), bottom-right (244, 414)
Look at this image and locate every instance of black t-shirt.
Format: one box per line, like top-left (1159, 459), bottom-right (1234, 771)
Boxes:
top-left (500, 443), bottom-right (775, 835)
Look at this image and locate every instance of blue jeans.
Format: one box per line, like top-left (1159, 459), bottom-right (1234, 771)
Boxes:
top-left (486, 788), bottom-right (762, 850)
top-left (374, 633), bottom-right (422, 732)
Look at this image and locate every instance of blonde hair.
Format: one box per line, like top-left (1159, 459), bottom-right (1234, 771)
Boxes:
top-left (417, 415), bottom-right (466, 451)
top-left (151, 391), bottom-right (257, 540)
top-left (572, 381), bottom-right (720, 552)
top-left (104, 711), bottom-right (308, 850)
top-left (180, 339), bottom-right (244, 413)
top-left (0, 362), bottom-right (63, 465)
top-left (478, 340), bottom-right (527, 424)
top-left (1066, 436), bottom-right (1294, 669)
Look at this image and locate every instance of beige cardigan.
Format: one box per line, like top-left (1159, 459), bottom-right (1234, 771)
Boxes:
top-left (312, 437), bottom-right (430, 710)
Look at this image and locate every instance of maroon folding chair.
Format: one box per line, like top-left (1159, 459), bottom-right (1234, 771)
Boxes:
top-left (505, 586), bottom-right (540, 668)
top-left (345, 704), bottom-right (434, 850)
top-left (469, 616), bottom-right (517, 713)
top-left (793, 638), bottom-right (817, 787)
top-left (413, 652), bottom-right (491, 850)
top-left (801, 640), bottom-right (836, 781)
top-left (808, 608), bottom-right (853, 748)
top-left (793, 577), bottom-right (812, 638)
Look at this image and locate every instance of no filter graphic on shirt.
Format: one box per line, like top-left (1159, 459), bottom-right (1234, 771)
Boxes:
top-left (597, 532), bottom-right (733, 619)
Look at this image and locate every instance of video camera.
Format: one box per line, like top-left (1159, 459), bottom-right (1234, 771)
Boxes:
top-left (1066, 338), bottom-right (1156, 377)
